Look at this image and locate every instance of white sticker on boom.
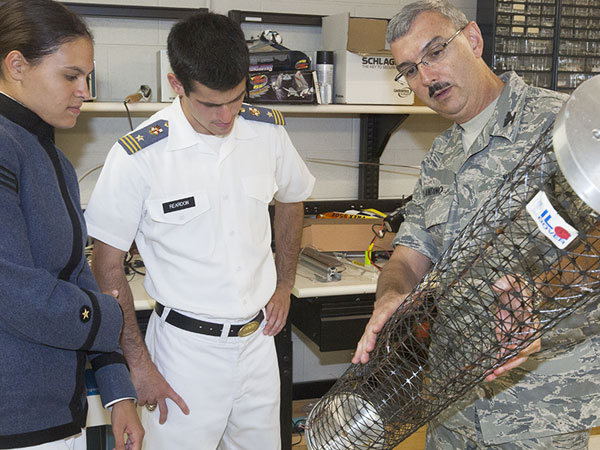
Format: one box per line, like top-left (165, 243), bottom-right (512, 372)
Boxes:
top-left (526, 191), bottom-right (578, 249)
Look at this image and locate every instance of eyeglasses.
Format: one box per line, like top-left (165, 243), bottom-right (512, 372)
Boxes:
top-left (394, 26), bottom-right (466, 82)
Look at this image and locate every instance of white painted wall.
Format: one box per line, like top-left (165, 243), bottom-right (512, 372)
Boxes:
top-left (58, 0), bottom-right (475, 382)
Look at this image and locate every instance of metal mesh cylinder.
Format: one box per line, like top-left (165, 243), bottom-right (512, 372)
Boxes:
top-left (305, 75), bottom-right (600, 450)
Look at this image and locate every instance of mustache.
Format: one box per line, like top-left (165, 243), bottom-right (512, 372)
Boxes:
top-left (429, 82), bottom-right (451, 98)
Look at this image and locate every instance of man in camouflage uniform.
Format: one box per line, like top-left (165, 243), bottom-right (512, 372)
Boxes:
top-left (353, 0), bottom-right (600, 448)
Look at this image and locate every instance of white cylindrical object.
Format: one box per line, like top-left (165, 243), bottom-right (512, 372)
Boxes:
top-left (553, 75), bottom-right (600, 214)
top-left (316, 50), bottom-right (334, 104)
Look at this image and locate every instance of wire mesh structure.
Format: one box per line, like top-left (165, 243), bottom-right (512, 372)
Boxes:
top-left (305, 75), bottom-right (600, 450)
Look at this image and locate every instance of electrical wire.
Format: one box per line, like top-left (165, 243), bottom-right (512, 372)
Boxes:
top-left (124, 100), bottom-right (134, 131)
top-left (366, 222), bottom-right (387, 271)
top-left (305, 157), bottom-right (421, 176)
top-left (124, 251), bottom-right (145, 278)
top-left (305, 157), bottom-right (420, 170)
top-left (291, 421), bottom-right (305, 446)
top-left (78, 163), bottom-right (104, 184)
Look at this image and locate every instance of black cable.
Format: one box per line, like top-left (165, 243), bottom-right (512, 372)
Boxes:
top-left (291, 418), bottom-right (306, 446)
top-left (124, 101), bottom-right (133, 131)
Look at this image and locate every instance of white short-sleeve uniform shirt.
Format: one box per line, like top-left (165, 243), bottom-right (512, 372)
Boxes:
top-left (85, 98), bottom-right (315, 319)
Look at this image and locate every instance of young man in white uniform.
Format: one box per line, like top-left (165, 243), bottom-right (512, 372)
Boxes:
top-left (85, 12), bottom-right (315, 450)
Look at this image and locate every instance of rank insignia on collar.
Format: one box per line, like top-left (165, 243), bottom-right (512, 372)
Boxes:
top-left (239, 103), bottom-right (285, 126)
top-left (118, 120), bottom-right (170, 155)
top-left (503, 110), bottom-right (516, 127)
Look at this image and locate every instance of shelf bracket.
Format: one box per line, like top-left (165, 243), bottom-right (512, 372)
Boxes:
top-left (359, 114), bottom-right (409, 199)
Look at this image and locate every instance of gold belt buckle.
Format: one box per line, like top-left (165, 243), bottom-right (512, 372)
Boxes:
top-left (238, 320), bottom-right (260, 337)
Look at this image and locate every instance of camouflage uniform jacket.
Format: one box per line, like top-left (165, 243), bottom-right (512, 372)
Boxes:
top-left (394, 72), bottom-right (600, 444)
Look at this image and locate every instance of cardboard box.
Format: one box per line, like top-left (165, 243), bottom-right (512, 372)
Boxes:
top-left (301, 218), bottom-right (394, 252)
top-left (322, 13), bottom-right (414, 105)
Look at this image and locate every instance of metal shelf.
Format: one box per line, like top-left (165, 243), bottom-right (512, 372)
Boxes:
top-left (228, 10), bottom-right (323, 26)
top-left (80, 102), bottom-right (435, 115)
top-left (80, 101), bottom-right (434, 201)
top-left (62, 2), bottom-right (206, 20)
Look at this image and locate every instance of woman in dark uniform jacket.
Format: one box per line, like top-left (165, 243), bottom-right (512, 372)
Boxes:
top-left (0, 1), bottom-right (143, 449)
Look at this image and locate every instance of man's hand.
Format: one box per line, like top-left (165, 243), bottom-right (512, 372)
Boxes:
top-left (92, 241), bottom-right (189, 424)
top-left (131, 361), bottom-right (189, 425)
top-left (485, 338), bottom-right (541, 381)
top-left (352, 292), bottom-right (407, 364)
top-left (485, 275), bottom-right (541, 382)
top-left (111, 399), bottom-right (144, 450)
top-left (263, 286), bottom-right (291, 336)
top-left (353, 245), bottom-right (431, 365)
top-left (270, 200), bottom-right (303, 337)
top-left (104, 289), bottom-right (119, 300)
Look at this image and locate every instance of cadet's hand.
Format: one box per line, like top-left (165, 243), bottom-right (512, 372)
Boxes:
top-left (263, 287), bottom-right (291, 336)
top-left (111, 399), bottom-right (144, 450)
top-left (485, 275), bottom-right (541, 382)
top-left (353, 292), bottom-right (407, 364)
top-left (132, 361), bottom-right (189, 424)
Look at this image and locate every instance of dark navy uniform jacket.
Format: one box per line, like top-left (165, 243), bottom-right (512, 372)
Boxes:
top-left (0, 93), bottom-right (136, 448)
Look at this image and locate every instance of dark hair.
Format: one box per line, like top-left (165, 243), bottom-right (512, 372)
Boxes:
top-left (387, 0), bottom-right (468, 44)
top-left (167, 12), bottom-right (249, 95)
top-left (0, 0), bottom-right (92, 78)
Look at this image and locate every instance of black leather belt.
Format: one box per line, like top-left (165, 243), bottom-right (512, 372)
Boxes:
top-left (154, 302), bottom-right (264, 337)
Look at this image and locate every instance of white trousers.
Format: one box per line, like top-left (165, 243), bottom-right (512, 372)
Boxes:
top-left (141, 309), bottom-right (280, 450)
top-left (11, 431), bottom-right (86, 450)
